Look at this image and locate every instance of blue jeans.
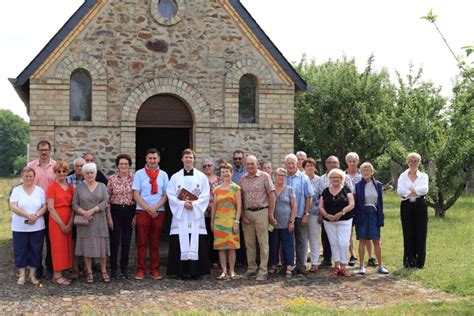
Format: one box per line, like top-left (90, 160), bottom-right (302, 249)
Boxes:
top-left (269, 228), bottom-right (294, 266)
top-left (13, 230), bottom-right (45, 268)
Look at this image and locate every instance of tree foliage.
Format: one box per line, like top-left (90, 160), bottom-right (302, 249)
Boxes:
top-left (294, 55), bottom-right (396, 167)
top-left (0, 109), bottom-right (29, 176)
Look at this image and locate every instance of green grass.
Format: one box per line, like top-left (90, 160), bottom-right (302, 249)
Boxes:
top-left (0, 177), bottom-right (21, 243)
top-left (284, 297), bottom-right (473, 315)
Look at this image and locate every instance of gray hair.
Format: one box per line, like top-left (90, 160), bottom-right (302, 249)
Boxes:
top-left (202, 157), bottom-right (215, 166)
top-left (73, 157), bottom-right (86, 166)
top-left (82, 162), bottom-right (97, 175)
top-left (275, 167), bottom-right (287, 176)
top-left (284, 153), bottom-right (298, 163)
top-left (296, 151), bottom-right (307, 159)
top-left (345, 152), bottom-right (360, 161)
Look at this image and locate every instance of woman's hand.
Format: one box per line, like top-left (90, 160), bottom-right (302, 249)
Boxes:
top-left (327, 214), bottom-right (336, 222)
top-left (131, 215), bottom-right (136, 227)
top-left (83, 209), bottom-right (94, 221)
top-left (269, 216), bottom-right (277, 226)
top-left (334, 212), bottom-right (343, 221)
top-left (232, 222), bottom-right (239, 234)
top-left (288, 222), bottom-right (295, 233)
top-left (26, 213), bottom-right (38, 225)
top-left (65, 221), bottom-right (73, 233)
top-left (108, 217), bottom-right (114, 230)
top-left (210, 220), bottom-right (215, 233)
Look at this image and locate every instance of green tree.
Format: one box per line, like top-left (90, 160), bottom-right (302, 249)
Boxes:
top-left (391, 68), bottom-right (473, 217)
top-left (294, 55), bottom-right (396, 171)
top-left (0, 109), bottom-right (29, 176)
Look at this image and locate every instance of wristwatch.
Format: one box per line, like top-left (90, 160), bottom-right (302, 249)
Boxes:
top-left (289, 220), bottom-right (294, 224)
top-left (342, 211), bottom-right (346, 215)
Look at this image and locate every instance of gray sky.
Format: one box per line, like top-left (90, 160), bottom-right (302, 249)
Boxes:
top-left (1, 0), bottom-right (472, 121)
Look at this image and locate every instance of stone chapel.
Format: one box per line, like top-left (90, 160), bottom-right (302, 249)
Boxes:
top-left (10, 0), bottom-right (308, 174)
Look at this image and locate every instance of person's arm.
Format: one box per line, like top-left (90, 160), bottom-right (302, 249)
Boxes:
top-left (267, 190), bottom-right (276, 225)
top-left (288, 195), bottom-right (297, 232)
top-left (396, 173), bottom-right (410, 198)
top-left (414, 172), bottom-right (429, 196)
top-left (47, 198), bottom-right (67, 231)
top-left (234, 188), bottom-right (242, 234)
top-left (210, 191), bottom-right (218, 232)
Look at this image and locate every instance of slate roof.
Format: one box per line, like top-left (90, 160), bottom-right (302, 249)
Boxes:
top-left (10, 0), bottom-right (308, 108)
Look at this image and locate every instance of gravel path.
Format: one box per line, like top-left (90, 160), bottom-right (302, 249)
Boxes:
top-left (0, 241), bottom-right (458, 314)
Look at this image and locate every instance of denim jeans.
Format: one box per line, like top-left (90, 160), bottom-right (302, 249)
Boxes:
top-left (269, 228), bottom-right (294, 266)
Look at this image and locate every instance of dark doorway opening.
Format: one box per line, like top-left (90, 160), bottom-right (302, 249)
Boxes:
top-left (135, 94), bottom-right (193, 262)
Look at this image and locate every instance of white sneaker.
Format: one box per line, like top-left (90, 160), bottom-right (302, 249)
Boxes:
top-left (358, 267), bottom-right (366, 275)
top-left (378, 266), bottom-right (389, 274)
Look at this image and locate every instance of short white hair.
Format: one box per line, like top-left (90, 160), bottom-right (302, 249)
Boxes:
top-left (296, 151), bottom-right (307, 158)
top-left (345, 152), bottom-right (360, 161)
top-left (73, 157), bottom-right (86, 166)
top-left (284, 153), bottom-right (298, 163)
top-left (82, 162), bottom-right (97, 175)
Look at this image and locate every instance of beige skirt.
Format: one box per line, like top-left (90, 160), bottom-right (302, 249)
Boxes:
top-left (75, 236), bottom-right (110, 258)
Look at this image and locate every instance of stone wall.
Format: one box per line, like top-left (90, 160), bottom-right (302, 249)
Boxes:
top-left (27, 0), bottom-right (297, 172)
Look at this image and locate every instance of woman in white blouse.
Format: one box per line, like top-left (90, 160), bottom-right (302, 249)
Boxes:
top-left (397, 153), bottom-right (429, 269)
top-left (9, 167), bottom-right (47, 285)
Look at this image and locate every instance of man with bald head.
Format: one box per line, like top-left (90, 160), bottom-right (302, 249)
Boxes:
top-left (285, 153), bottom-right (314, 274)
top-left (314, 155), bottom-right (354, 266)
top-left (239, 155), bottom-right (276, 281)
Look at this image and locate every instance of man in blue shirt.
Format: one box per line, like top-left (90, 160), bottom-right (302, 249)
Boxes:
top-left (285, 154), bottom-right (314, 275)
top-left (231, 149), bottom-right (247, 184)
top-left (132, 148), bottom-right (169, 280)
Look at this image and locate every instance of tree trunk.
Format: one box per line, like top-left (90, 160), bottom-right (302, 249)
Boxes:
top-left (434, 204), bottom-right (446, 218)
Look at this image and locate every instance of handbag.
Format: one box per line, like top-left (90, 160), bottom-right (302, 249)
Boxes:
top-left (73, 214), bottom-right (89, 226)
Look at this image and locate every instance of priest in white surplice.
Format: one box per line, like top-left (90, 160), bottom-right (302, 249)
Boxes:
top-left (166, 148), bottom-right (211, 278)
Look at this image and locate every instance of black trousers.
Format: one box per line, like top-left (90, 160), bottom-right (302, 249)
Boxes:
top-left (109, 204), bottom-right (135, 272)
top-left (236, 223), bottom-right (247, 265)
top-left (400, 198), bottom-right (428, 268)
top-left (38, 213), bottom-right (53, 276)
top-left (204, 217), bottom-right (219, 264)
top-left (321, 221), bottom-right (332, 262)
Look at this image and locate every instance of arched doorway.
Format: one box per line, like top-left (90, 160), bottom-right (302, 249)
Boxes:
top-left (135, 94), bottom-right (193, 175)
top-left (136, 94), bottom-right (193, 252)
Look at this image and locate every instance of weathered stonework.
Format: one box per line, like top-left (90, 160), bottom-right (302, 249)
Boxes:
top-left (27, 0), bottom-right (298, 172)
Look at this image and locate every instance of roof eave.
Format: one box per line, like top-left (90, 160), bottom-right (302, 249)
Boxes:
top-left (229, 0), bottom-right (309, 92)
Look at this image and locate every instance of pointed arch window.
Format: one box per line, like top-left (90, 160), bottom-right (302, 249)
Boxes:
top-left (70, 69), bottom-right (92, 121)
top-left (238, 74), bottom-right (258, 123)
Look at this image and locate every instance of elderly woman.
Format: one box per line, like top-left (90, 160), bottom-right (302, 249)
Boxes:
top-left (268, 168), bottom-right (296, 278)
top-left (319, 168), bottom-right (355, 276)
top-left (73, 163), bottom-right (112, 283)
top-left (202, 157), bottom-right (223, 269)
top-left (9, 167), bottom-right (47, 285)
top-left (397, 153), bottom-right (429, 269)
top-left (354, 162), bottom-right (389, 275)
top-left (211, 163), bottom-right (242, 280)
top-left (46, 160), bottom-right (74, 285)
top-left (107, 154), bottom-right (135, 279)
top-left (303, 157), bottom-right (321, 272)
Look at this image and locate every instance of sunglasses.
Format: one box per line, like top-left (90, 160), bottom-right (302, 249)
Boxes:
top-left (233, 157), bottom-right (243, 161)
top-left (56, 170), bottom-right (68, 174)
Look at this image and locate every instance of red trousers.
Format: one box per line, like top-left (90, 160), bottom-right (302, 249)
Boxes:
top-left (135, 211), bottom-right (165, 273)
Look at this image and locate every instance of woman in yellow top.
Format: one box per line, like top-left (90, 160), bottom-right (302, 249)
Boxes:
top-left (211, 163), bottom-right (242, 280)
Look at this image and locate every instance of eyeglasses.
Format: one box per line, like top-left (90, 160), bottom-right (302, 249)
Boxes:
top-left (38, 149), bottom-right (50, 152)
top-left (329, 176), bottom-right (341, 179)
top-left (408, 160), bottom-right (419, 164)
top-left (56, 170), bottom-right (68, 174)
top-left (234, 157), bottom-right (243, 161)
top-left (74, 164), bottom-right (83, 167)
top-left (202, 164), bottom-right (213, 168)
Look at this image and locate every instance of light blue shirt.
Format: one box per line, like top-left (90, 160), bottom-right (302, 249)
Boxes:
top-left (132, 167), bottom-right (169, 211)
top-left (232, 164), bottom-right (247, 184)
top-left (285, 170), bottom-right (314, 218)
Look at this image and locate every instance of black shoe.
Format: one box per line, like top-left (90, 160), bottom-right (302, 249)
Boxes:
top-left (368, 257), bottom-right (377, 267)
top-left (320, 260), bottom-right (332, 267)
top-left (348, 256), bottom-right (357, 267)
top-left (121, 271), bottom-right (129, 279)
top-left (46, 269), bottom-right (54, 279)
top-left (110, 270), bottom-right (118, 279)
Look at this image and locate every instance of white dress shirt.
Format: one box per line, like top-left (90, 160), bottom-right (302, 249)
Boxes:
top-left (397, 169), bottom-right (429, 201)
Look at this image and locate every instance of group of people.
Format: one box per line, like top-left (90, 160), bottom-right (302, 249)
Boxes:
top-left (9, 140), bottom-right (429, 285)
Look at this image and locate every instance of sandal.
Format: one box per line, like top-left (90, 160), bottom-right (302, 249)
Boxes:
top-left (30, 275), bottom-right (40, 285)
top-left (102, 272), bottom-right (110, 283)
top-left (86, 273), bottom-right (94, 284)
top-left (17, 276), bottom-right (26, 285)
top-left (285, 268), bottom-right (292, 278)
top-left (53, 276), bottom-right (71, 285)
top-left (268, 266), bottom-right (279, 274)
top-left (310, 265), bottom-right (318, 273)
top-left (339, 269), bottom-right (352, 277)
top-left (216, 272), bottom-right (227, 280)
top-left (332, 267), bottom-right (341, 276)
top-left (229, 272), bottom-right (240, 280)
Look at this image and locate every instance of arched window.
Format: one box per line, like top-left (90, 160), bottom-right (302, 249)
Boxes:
top-left (70, 69), bottom-right (92, 121)
top-left (238, 74), bottom-right (258, 123)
